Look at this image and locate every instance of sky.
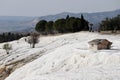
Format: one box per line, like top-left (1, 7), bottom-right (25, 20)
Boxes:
top-left (0, 0), bottom-right (120, 17)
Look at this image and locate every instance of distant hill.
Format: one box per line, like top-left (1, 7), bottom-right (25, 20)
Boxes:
top-left (0, 16), bottom-right (36, 33)
top-left (0, 9), bottom-right (120, 33)
top-left (39, 9), bottom-right (120, 22)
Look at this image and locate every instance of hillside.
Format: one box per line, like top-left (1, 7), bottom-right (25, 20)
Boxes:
top-left (0, 9), bottom-right (120, 33)
top-left (38, 9), bottom-right (120, 24)
top-left (0, 32), bottom-right (119, 80)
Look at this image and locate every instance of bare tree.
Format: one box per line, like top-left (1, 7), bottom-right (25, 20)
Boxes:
top-left (3, 43), bottom-right (12, 54)
top-left (89, 23), bottom-right (93, 32)
top-left (27, 33), bottom-right (39, 48)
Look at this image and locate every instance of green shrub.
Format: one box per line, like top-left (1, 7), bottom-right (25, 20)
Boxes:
top-left (3, 43), bottom-right (12, 54)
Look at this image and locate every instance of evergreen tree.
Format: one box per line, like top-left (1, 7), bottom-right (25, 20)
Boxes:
top-left (80, 14), bottom-right (89, 30)
top-left (35, 20), bottom-right (47, 33)
top-left (54, 18), bottom-right (66, 33)
top-left (45, 21), bottom-right (54, 34)
top-left (100, 15), bottom-right (120, 33)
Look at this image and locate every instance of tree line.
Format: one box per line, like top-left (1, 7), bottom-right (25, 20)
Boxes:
top-left (0, 32), bottom-right (30, 43)
top-left (35, 15), bottom-right (89, 34)
top-left (100, 15), bottom-right (120, 33)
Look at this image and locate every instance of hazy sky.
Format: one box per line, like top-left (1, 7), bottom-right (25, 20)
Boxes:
top-left (0, 0), bottom-right (120, 16)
